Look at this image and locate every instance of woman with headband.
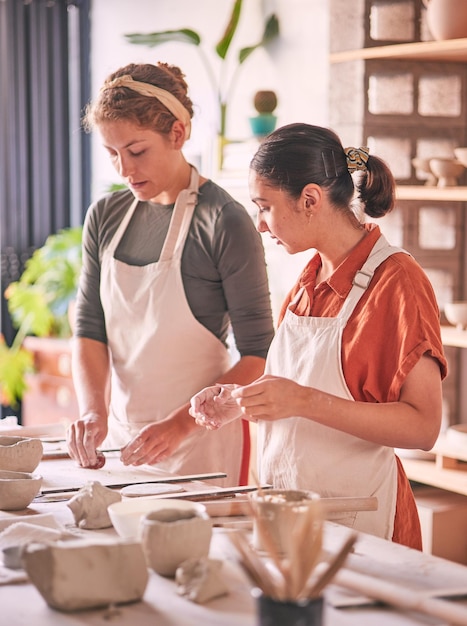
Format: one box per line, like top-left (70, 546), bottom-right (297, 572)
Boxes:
top-left (190, 123), bottom-right (447, 546)
top-left (66, 63), bottom-right (274, 486)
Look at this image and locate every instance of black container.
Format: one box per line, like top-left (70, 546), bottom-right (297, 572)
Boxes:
top-left (256, 593), bottom-right (324, 626)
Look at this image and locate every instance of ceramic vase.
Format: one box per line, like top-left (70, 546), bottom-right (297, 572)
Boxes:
top-left (423, 0), bottom-right (467, 40)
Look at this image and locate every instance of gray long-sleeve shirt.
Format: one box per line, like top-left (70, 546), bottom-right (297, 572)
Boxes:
top-left (74, 179), bottom-right (274, 359)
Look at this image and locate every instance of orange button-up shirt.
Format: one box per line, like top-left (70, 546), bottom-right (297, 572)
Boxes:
top-left (278, 224), bottom-right (447, 548)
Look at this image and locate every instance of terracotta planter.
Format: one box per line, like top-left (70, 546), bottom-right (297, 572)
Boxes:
top-left (423, 0), bottom-right (467, 41)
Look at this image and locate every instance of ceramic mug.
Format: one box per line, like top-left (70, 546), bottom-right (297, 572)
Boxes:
top-left (140, 501), bottom-right (212, 577)
top-left (249, 489), bottom-right (321, 558)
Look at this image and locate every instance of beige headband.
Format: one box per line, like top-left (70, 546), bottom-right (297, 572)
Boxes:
top-left (344, 146), bottom-right (369, 173)
top-left (102, 74), bottom-right (192, 139)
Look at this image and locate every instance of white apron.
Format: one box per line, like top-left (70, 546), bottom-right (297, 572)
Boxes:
top-left (100, 167), bottom-right (243, 486)
top-left (259, 235), bottom-right (407, 539)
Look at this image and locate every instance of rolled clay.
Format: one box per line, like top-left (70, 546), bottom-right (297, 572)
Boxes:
top-left (67, 481), bottom-right (122, 529)
top-left (175, 557), bottom-right (228, 603)
top-left (23, 539), bottom-right (148, 611)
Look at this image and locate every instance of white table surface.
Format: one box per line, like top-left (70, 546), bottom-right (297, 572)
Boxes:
top-left (1, 458), bottom-right (467, 625)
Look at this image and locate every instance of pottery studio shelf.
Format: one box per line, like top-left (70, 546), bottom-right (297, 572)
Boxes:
top-left (402, 435), bottom-right (467, 498)
top-left (396, 186), bottom-right (467, 202)
top-left (330, 37), bottom-right (467, 64)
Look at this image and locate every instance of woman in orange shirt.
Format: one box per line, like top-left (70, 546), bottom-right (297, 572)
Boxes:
top-left (190, 123), bottom-right (447, 548)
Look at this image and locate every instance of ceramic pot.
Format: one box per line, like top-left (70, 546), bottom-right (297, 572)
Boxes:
top-left (249, 114), bottom-right (277, 138)
top-left (255, 591), bottom-right (324, 626)
top-left (0, 437), bottom-right (43, 473)
top-left (423, 0), bottom-right (467, 41)
top-left (140, 503), bottom-right (212, 577)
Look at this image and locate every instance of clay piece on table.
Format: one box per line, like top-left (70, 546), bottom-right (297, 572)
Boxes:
top-left (175, 557), bottom-right (229, 603)
top-left (120, 483), bottom-right (185, 497)
top-left (0, 470), bottom-right (43, 510)
top-left (67, 481), bottom-right (122, 529)
top-left (0, 436), bottom-right (43, 473)
top-left (23, 539), bottom-right (148, 612)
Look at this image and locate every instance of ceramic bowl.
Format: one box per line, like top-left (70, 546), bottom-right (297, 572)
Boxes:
top-left (107, 497), bottom-right (208, 539)
top-left (429, 158), bottom-right (465, 187)
top-left (411, 157), bottom-right (437, 185)
top-left (0, 470), bottom-right (42, 510)
top-left (0, 436), bottom-right (43, 472)
top-left (140, 502), bottom-right (212, 577)
top-left (454, 147), bottom-right (467, 168)
top-left (445, 424), bottom-right (467, 449)
top-left (444, 302), bottom-right (467, 330)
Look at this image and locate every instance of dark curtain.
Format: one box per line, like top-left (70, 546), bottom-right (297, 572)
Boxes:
top-left (0, 0), bottom-right (91, 417)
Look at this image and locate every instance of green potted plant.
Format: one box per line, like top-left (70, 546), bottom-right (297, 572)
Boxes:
top-left (0, 226), bottom-right (82, 408)
top-left (124, 0), bottom-right (279, 169)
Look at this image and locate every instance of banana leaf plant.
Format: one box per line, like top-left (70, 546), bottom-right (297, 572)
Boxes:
top-left (124, 0), bottom-right (279, 169)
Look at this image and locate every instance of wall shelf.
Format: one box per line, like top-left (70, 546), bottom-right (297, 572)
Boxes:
top-left (330, 37), bottom-right (467, 64)
top-left (396, 186), bottom-right (467, 202)
top-left (441, 325), bottom-right (467, 348)
top-left (401, 457), bottom-right (467, 497)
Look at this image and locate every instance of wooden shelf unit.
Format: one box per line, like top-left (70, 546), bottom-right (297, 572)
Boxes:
top-left (329, 15), bottom-right (467, 500)
top-left (441, 325), bottom-right (467, 348)
top-left (396, 186), bottom-right (467, 202)
top-left (330, 37), bottom-right (467, 64)
top-left (401, 457), bottom-right (467, 497)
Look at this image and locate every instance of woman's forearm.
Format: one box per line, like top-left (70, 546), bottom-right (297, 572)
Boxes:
top-left (71, 336), bottom-right (111, 421)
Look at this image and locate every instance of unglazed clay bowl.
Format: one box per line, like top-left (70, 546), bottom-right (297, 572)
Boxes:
top-left (140, 501), bottom-right (212, 577)
top-left (411, 157), bottom-right (437, 186)
top-left (446, 423), bottom-right (467, 449)
top-left (0, 470), bottom-right (42, 510)
top-left (108, 497), bottom-right (208, 540)
top-left (0, 436), bottom-right (43, 472)
top-left (429, 158), bottom-right (464, 187)
top-left (454, 147), bottom-right (467, 168)
top-left (444, 301), bottom-right (467, 330)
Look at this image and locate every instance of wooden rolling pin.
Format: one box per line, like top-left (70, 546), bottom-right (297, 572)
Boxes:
top-left (202, 495), bottom-right (378, 518)
top-left (333, 567), bottom-right (467, 626)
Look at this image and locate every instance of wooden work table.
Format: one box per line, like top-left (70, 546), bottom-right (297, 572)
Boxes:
top-left (1, 457), bottom-right (467, 625)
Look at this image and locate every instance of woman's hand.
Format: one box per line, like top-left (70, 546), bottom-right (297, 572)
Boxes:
top-left (231, 375), bottom-right (304, 421)
top-left (120, 416), bottom-right (187, 466)
top-left (66, 414), bottom-right (109, 469)
top-left (189, 384), bottom-right (243, 430)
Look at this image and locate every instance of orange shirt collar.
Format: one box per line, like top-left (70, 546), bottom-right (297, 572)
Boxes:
top-left (325, 224), bottom-right (382, 298)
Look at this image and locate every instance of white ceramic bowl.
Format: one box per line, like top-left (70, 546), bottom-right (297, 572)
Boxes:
top-left (108, 498), bottom-right (208, 539)
top-left (0, 436), bottom-right (43, 472)
top-left (446, 424), bottom-right (467, 449)
top-left (454, 147), bottom-right (467, 168)
top-left (0, 470), bottom-right (42, 510)
top-left (429, 158), bottom-right (465, 187)
top-left (444, 301), bottom-right (467, 330)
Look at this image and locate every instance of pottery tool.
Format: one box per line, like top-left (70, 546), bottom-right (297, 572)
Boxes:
top-left (230, 491), bottom-right (357, 603)
top-left (202, 495), bottom-right (378, 518)
top-left (40, 471), bottom-right (228, 494)
top-left (332, 567), bottom-right (467, 626)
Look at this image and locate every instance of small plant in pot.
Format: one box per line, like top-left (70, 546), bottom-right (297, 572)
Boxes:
top-left (249, 89), bottom-right (278, 139)
top-left (0, 226), bottom-right (82, 408)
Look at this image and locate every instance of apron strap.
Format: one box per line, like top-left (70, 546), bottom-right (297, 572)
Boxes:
top-left (107, 166), bottom-right (200, 260)
top-left (337, 234), bottom-right (410, 323)
top-left (107, 196), bottom-right (140, 256)
top-left (159, 166), bottom-right (200, 262)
